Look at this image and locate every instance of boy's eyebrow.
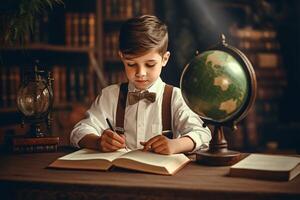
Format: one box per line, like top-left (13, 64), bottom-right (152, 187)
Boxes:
top-left (124, 59), bottom-right (158, 62)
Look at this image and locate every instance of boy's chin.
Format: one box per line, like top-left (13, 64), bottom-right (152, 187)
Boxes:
top-left (132, 81), bottom-right (151, 90)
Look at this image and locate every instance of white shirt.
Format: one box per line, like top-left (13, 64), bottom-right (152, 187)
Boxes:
top-left (70, 78), bottom-right (211, 152)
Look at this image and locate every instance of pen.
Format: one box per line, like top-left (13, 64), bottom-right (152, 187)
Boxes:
top-left (162, 130), bottom-right (173, 139)
top-left (105, 118), bottom-right (115, 132)
top-left (105, 118), bottom-right (128, 150)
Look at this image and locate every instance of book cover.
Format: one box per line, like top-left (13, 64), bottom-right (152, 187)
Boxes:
top-left (49, 148), bottom-right (191, 175)
top-left (229, 154), bottom-right (300, 181)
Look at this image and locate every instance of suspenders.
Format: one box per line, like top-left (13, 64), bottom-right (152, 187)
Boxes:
top-left (115, 82), bottom-right (173, 138)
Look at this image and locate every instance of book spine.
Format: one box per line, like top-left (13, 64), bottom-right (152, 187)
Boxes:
top-left (13, 144), bottom-right (58, 153)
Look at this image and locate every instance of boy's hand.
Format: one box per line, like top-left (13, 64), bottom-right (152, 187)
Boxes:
top-left (140, 135), bottom-right (176, 155)
top-left (98, 129), bottom-right (126, 152)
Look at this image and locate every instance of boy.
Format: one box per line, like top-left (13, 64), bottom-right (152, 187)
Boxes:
top-left (70, 15), bottom-right (211, 154)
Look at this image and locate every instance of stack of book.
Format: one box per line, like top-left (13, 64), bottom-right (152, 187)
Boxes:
top-left (12, 136), bottom-right (59, 153)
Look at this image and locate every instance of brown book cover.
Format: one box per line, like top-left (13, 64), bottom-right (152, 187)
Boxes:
top-left (88, 13), bottom-right (95, 48)
top-left (229, 154), bottom-right (300, 181)
top-left (13, 136), bottom-right (59, 146)
top-left (65, 13), bottom-right (72, 46)
top-left (73, 13), bottom-right (80, 47)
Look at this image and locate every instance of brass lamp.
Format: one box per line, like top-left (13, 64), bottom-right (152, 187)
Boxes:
top-left (14, 61), bottom-right (59, 153)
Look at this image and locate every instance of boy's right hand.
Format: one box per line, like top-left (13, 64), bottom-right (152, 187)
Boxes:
top-left (98, 129), bottom-right (126, 152)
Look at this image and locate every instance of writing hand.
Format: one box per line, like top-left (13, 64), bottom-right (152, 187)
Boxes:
top-left (98, 129), bottom-right (126, 152)
top-left (140, 135), bottom-right (176, 155)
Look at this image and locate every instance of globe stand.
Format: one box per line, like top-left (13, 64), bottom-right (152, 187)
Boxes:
top-left (196, 125), bottom-right (241, 166)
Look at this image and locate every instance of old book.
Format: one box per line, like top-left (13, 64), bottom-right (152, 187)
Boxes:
top-left (49, 148), bottom-right (190, 175)
top-left (12, 136), bottom-right (59, 153)
top-left (229, 154), bottom-right (300, 181)
top-left (13, 136), bottom-right (59, 146)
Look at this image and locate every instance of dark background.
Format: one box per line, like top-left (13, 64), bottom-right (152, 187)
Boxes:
top-left (1, 0), bottom-right (299, 153)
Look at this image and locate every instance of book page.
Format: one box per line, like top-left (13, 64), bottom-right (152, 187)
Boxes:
top-left (58, 148), bottom-right (129, 162)
top-left (116, 150), bottom-right (190, 169)
top-left (231, 154), bottom-right (300, 171)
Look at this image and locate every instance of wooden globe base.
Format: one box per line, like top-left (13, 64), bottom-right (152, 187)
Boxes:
top-left (196, 125), bottom-right (241, 166)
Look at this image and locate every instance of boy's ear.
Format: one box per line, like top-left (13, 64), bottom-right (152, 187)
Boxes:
top-left (118, 51), bottom-right (123, 59)
top-left (162, 51), bottom-right (170, 67)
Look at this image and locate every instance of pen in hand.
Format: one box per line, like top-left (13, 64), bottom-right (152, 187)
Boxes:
top-left (105, 118), bottom-right (115, 132)
top-left (105, 118), bottom-right (128, 150)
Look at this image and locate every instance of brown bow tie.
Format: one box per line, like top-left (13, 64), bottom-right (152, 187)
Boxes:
top-left (128, 91), bottom-right (156, 105)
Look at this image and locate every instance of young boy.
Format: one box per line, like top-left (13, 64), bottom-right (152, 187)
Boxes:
top-left (70, 15), bottom-right (211, 155)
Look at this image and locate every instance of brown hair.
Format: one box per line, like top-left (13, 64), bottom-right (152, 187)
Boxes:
top-left (119, 15), bottom-right (168, 56)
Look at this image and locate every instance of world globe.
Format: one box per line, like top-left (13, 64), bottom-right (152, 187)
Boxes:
top-left (180, 50), bottom-right (249, 123)
top-left (180, 35), bottom-right (257, 166)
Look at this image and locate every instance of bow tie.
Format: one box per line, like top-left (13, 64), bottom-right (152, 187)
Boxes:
top-left (128, 91), bottom-right (156, 105)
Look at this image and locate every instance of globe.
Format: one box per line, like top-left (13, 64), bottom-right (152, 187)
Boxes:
top-left (180, 35), bottom-right (257, 166)
top-left (180, 50), bottom-right (249, 123)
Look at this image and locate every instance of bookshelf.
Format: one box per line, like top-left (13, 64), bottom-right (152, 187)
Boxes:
top-left (229, 25), bottom-right (287, 151)
top-left (0, 0), bottom-right (155, 147)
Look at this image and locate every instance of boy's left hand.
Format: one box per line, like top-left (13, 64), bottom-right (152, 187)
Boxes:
top-left (140, 135), bottom-right (176, 155)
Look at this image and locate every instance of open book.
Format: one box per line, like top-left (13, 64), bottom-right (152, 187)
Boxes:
top-left (229, 154), bottom-right (300, 181)
top-left (49, 148), bottom-right (190, 175)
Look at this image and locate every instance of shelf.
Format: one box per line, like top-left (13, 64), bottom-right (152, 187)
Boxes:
top-left (0, 107), bottom-right (18, 113)
top-left (1, 44), bottom-right (95, 53)
top-left (0, 102), bottom-right (88, 114)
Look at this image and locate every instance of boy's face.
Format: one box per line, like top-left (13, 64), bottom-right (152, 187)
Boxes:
top-left (119, 50), bottom-right (170, 90)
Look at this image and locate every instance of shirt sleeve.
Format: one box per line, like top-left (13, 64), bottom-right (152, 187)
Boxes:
top-left (70, 85), bottom-right (119, 148)
top-left (171, 87), bottom-right (212, 153)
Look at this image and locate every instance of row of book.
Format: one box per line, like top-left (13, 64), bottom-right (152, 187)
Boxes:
top-left (0, 64), bottom-right (102, 109)
top-left (230, 25), bottom-right (277, 41)
top-left (21, 12), bottom-right (96, 48)
top-left (105, 69), bottom-right (128, 84)
top-left (103, 0), bottom-right (153, 20)
top-left (53, 65), bottom-right (127, 106)
top-left (237, 40), bottom-right (280, 51)
top-left (246, 53), bottom-right (282, 69)
top-left (230, 26), bottom-right (287, 151)
top-left (103, 31), bottom-right (119, 60)
top-left (230, 25), bottom-right (280, 51)
top-left (23, 14), bottom-right (49, 45)
top-left (52, 65), bottom-right (97, 105)
top-left (0, 66), bottom-right (20, 108)
top-left (65, 13), bottom-right (96, 48)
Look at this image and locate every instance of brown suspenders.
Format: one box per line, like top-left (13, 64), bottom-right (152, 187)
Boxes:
top-left (115, 82), bottom-right (173, 138)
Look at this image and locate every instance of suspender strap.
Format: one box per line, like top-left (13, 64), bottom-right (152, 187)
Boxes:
top-left (116, 83), bottom-right (128, 134)
top-left (116, 83), bottom-right (173, 138)
top-left (162, 84), bottom-right (173, 138)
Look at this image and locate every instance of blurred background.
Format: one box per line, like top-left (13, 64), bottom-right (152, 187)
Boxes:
top-left (0, 0), bottom-right (299, 153)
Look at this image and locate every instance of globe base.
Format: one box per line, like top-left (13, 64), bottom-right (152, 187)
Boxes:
top-left (195, 125), bottom-right (242, 166)
top-left (196, 149), bottom-right (241, 166)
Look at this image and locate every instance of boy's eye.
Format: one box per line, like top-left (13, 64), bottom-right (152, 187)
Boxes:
top-left (127, 63), bottom-right (136, 67)
top-left (146, 63), bottom-right (156, 68)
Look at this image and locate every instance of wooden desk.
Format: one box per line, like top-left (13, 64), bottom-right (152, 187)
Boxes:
top-left (0, 149), bottom-right (299, 200)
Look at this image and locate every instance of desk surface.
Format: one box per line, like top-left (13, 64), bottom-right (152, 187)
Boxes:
top-left (0, 149), bottom-right (299, 200)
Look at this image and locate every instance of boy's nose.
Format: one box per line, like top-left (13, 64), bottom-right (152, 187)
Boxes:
top-left (136, 66), bottom-right (146, 77)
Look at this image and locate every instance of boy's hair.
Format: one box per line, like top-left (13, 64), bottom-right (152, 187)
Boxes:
top-left (119, 15), bottom-right (168, 56)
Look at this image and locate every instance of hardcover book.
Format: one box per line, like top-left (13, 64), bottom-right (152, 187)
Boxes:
top-left (229, 154), bottom-right (300, 181)
top-left (49, 148), bottom-right (190, 175)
